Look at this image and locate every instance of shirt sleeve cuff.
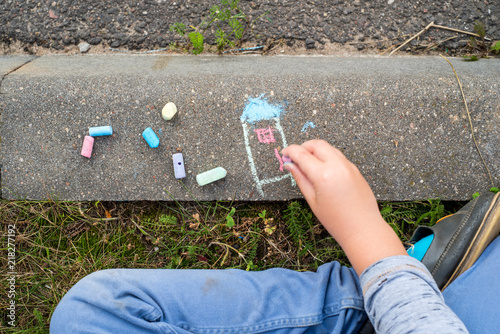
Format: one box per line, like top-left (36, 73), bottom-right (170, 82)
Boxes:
top-left (359, 255), bottom-right (438, 296)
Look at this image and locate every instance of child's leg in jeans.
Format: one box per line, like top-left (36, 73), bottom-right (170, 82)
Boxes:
top-left (443, 235), bottom-right (500, 334)
top-left (50, 262), bottom-right (366, 334)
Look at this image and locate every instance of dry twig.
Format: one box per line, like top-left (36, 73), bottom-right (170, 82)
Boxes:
top-left (380, 44), bottom-right (397, 55)
top-left (433, 24), bottom-right (491, 41)
top-left (423, 35), bottom-right (459, 51)
top-left (439, 54), bottom-right (495, 186)
top-left (390, 21), bottom-right (434, 55)
top-left (390, 22), bottom-right (491, 55)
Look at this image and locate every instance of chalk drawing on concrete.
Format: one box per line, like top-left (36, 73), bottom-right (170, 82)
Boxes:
top-left (241, 95), bottom-right (296, 197)
top-left (254, 127), bottom-right (276, 144)
top-left (274, 148), bottom-right (287, 172)
top-left (301, 121), bottom-right (316, 132)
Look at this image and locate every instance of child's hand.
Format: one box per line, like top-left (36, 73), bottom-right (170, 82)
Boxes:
top-left (282, 140), bottom-right (407, 275)
top-left (282, 140), bottom-right (379, 241)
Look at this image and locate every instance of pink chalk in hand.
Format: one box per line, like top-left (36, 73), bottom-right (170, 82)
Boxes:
top-left (274, 150), bottom-right (293, 172)
top-left (81, 135), bottom-right (94, 158)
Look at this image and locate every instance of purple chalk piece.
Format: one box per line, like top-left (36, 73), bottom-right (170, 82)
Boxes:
top-left (283, 156), bottom-right (292, 163)
top-left (172, 153), bottom-right (186, 179)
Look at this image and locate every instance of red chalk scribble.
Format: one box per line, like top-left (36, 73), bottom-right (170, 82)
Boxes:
top-left (254, 127), bottom-right (276, 144)
top-left (274, 148), bottom-right (285, 172)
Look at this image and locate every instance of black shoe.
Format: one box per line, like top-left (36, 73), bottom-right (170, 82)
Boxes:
top-left (358, 192), bottom-right (500, 334)
top-left (408, 191), bottom-right (500, 290)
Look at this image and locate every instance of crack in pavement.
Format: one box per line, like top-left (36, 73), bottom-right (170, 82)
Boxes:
top-left (0, 56), bottom-right (39, 94)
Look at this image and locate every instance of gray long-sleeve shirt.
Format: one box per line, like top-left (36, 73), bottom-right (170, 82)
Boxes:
top-left (360, 255), bottom-right (469, 333)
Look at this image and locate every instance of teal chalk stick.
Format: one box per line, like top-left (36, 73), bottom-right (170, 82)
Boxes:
top-left (196, 167), bottom-right (227, 186)
top-left (89, 126), bottom-right (113, 136)
top-left (142, 127), bottom-right (159, 148)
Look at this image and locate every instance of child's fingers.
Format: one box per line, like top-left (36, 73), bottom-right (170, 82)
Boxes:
top-left (284, 163), bottom-right (315, 201)
top-left (301, 140), bottom-right (344, 162)
top-left (282, 144), bottom-right (323, 181)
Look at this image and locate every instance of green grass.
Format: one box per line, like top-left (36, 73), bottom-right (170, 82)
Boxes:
top-left (0, 198), bottom-right (461, 332)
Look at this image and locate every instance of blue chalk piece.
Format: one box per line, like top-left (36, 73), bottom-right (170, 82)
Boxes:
top-left (142, 127), bottom-right (159, 148)
top-left (172, 153), bottom-right (186, 179)
top-left (89, 126), bottom-right (113, 136)
top-left (301, 121), bottom-right (316, 133)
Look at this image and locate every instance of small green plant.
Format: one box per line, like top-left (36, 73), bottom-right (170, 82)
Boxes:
top-left (491, 41), bottom-right (500, 55)
top-left (284, 201), bottom-right (315, 256)
top-left (169, 0), bottom-right (270, 54)
top-left (246, 260), bottom-right (257, 271)
top-left (188, 31), bottom-right (204, 55)
top-left (170, 22), bottom-right (186, 36)
top-left (463, 21), bottom-right (496, 61)
top-left (257, 209), bottom-right (276, 235)
top-left (473, 188), bottom-right (500, 198)
top-left (159, 214), bottom-right (177, 225)
top-left (415, 199), bottom-right (445, 225)
top-left (380, 199), bottom-right (449, 241)
top-left (225, 207), bottom-right (236, 228)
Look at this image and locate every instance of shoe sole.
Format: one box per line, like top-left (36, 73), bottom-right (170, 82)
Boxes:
top-left (442, 192), bottom-right (500, 290)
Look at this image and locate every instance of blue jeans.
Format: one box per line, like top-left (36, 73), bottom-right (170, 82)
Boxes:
top-left (50, 237), bottom-right (500, 334)
top-left (443, 235), bottom-right (500, 334)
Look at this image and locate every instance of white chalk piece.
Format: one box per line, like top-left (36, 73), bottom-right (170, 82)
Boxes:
top-left (196, 167), bottom-right (227, 186)
top-left (89, 126), bottom-right (113, 136)
top-left (142, 127), bottom-right (159, 148)
top-left (172, 153), bottom-right (186, 179)
top-left (162, 102), bottom-right (177, 120)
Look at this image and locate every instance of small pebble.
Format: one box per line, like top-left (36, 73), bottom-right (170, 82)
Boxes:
top-left (81, 135), bottom-right (94, 158)
top-left (196, 167), bottom-right (227, 186)
top-left (142, 127), bottom-right (159, 148)
top-left (172, 153), bottom-right (186, 179)
top-left (162, 102), bottom-right (177, 120)
top-left (89, 126), bottom-right (113, 136)
top-left (78, 42), bottom-right (90, 53)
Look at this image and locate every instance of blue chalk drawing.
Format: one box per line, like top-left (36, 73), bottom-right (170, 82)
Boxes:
top-left (301, 121), bottom-right (316, 133)
top-left (240, 95), bottom-right (286, 124)
top-left (240, 94), bottom-right (295, 197)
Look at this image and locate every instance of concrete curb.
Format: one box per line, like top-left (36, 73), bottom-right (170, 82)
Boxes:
top-left (1, 55), bottom-right (499, 201)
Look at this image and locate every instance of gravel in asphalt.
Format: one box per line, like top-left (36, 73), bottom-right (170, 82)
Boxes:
top-left (0, 1), bottom-right (499, 55)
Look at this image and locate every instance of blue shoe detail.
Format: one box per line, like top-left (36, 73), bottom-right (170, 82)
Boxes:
top-left (407, 234), bottom-right (434, 261)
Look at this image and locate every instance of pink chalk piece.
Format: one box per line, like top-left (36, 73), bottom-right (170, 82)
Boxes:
top-left (283, 155), bottom-right (292, 163)
top-left (81, 135), bottom-right (94, 158)
top-left (254, 127), bottom-right (276, 144)
top-left (274, 148), bottom-right (285, 172)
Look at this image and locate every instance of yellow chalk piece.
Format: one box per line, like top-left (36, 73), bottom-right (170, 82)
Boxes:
top-left (162, 102), bottom-right (177, 120)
